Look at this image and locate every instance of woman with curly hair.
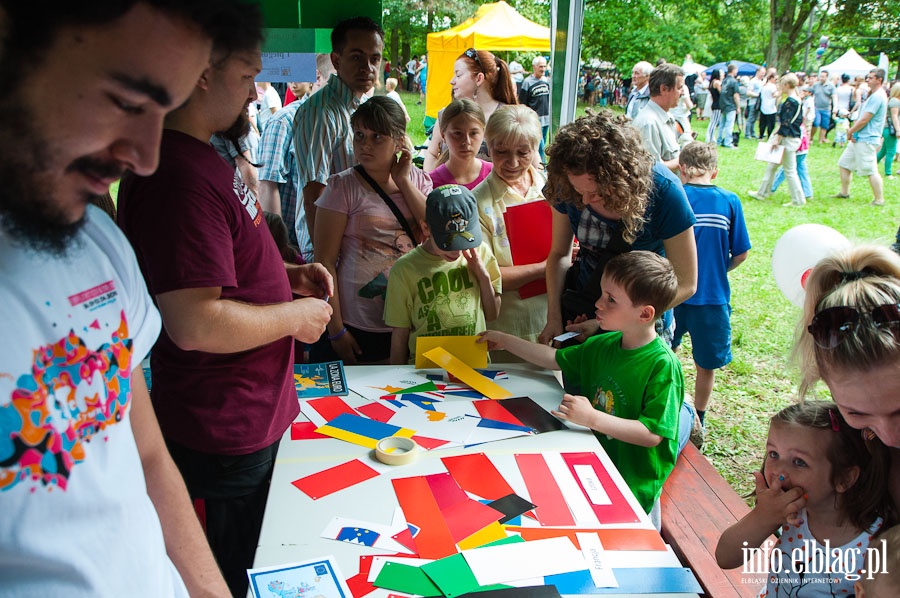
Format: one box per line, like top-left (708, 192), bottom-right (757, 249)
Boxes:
top-left (538, 110), bottom-right (698, 346)
top-left (423, 48), bottom-right (518, 172)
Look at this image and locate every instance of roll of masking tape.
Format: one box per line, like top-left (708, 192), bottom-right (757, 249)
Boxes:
top-left (374, 437), bottom-right (418, 466)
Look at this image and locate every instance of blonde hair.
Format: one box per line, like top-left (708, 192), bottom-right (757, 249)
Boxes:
top-left (385, 77), bottom-right (398, 92)
top-left (890, 81), bottom-right (900, 99)
top-left (793, 245), bottom-right (900, 398)
top-left (678, 142), bottom-right (717, 179)
top-left (484, 104), bottom-right (542, 151)
top-left (545, 110), bottom-right (651, 243)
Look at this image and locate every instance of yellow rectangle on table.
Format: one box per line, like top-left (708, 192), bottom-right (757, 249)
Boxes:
top-left (415, 336), bottom-right (488, 369)
top-left (422, 347), bottom-right (512, 400)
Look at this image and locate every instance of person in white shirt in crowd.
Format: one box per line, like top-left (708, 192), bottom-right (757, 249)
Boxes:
top-left (632, 63), bottom-right (685, 172)
top-left (256, 81), bottom-right (282, 132)
top-left (384, 77), bottom-right (411, 122)
top-left (836, 69), bottom-right (889, 205)
top-left (744, 67), bottom-right (765, 138)
top-left (626, 61), bottom-right (653, 120)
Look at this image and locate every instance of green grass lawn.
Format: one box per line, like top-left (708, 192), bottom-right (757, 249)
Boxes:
top-left (397, 89), bottom-right (899, 497)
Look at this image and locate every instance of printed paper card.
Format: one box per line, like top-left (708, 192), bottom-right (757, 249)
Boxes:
top-left (321, 515), bottom-right (411, 553)
top-left (415, 335), bottom-right (488, 369)
top-left (576, 532), bottom-right (619, 588)
top-left (294, 361), bottom-right (348, 398)
top-left (247, 556), bottom-right (352, 598)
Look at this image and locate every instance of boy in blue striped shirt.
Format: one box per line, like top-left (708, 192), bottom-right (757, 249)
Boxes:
top-left (672, 142), bottom-right (751, 433)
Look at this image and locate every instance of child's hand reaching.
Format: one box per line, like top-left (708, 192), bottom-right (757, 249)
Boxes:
top-left (751, 470), bottom-right (807, 528)
top-left (477, 330), bottom-right (510, 351)
top-left (552, 393), bottom-right (597, 429)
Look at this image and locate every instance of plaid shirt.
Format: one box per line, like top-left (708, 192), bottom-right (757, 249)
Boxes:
top-left (258, 99), bottom-right (310, 259)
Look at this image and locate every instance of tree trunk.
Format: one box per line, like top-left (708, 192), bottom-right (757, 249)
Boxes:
top-left (766, 0), bottom-right (821, 73)
top-left (390, 27), bottom-right (399, 77)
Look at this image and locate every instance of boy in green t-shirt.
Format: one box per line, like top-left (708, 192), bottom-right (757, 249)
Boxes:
top-left (479, 251), bottom-right (684, 526)
top-left (385, 185), bottom-right (501, 364)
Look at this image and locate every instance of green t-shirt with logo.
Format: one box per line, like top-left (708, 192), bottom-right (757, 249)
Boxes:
top-left (556, 332), bottom-right (683, 512)
top-left (384, 243), bottom-right (501, 361)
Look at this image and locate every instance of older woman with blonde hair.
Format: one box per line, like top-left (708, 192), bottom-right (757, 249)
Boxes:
top-left (538, 110), bottom-right (697, 346)
top-left (473, 105), bottom-right (548, 347)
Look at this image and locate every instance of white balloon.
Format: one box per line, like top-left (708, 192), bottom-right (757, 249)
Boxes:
top-left (772, 224), bottom-right (852, 307)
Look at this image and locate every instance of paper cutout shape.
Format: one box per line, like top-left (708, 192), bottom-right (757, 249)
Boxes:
top-left (316, 413), bottom-right (415, 449)
top-left (499, 397), bottom-right (566, 433)
top-left (487, 494), bottom-right (537, 524)
top-left (441, 453), bottom-right (516, 501)
top-left (291, 459), bottom-right (380, 500)
top-left (411, 435), bottom-right (452, 450)
top-left (356, 401), bottom-right (396, 423)
top-left (373, 561), bottom-right (441, 596)
top-left (473, 400), bottom-right (526, 427)
top-left (351, 368), bottom-right (435, 401)
top-left (420, 553), bottom-right (510, 598)
top-left (545, 567), bottom-right (702, 594)
top-left (423, 347), bottom-right (512, 399)
top-left (503, 199), bottom-right (553, 299)
top-left (290, 421), bottom-right (327, 440)
top-left (294, 361), bottom-right (348, 397)
top-left (322, 516), bottom-right (409, 553)
top-left (503, 526), bottom-right (667, 551)
top-left (344, 572), bottom-right (376, 598)
top-left (561, 452), bottom-right (641, 524)
top-left (416, 336), bottom-right (488, 369)
top-left (393, 476), bottom-right (459, 559)
top-left (391, 380), bottom-right (440, 395)
top-left (462, 536), bottom-right (585, 586)
top-left (515, 453), bottom-right (576, 526)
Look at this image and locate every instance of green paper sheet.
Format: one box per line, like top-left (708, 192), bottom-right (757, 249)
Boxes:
top-left (373, 561), bottom-right (441, 596)
top-left (421, 554), bottom-right (510, 598)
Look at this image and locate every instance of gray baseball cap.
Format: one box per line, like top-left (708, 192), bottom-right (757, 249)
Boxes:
top-left (425, 185), bottom-right (482, 251)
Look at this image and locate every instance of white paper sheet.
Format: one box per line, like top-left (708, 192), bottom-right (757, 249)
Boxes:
top-left (462, 536), bottom-right (586, 585)
top-left (577, 532), bottom-right (619, 588)
top-left (544, 451), bottom-right (600, 526)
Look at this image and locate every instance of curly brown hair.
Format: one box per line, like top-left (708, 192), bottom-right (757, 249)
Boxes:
top-left (544, 110), bottom-right (653, 243)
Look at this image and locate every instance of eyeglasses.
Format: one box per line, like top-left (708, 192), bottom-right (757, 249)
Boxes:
top-left (464, 48), bottom-right (482, 71)
top-left (807, 303), bottom-right (900, 349)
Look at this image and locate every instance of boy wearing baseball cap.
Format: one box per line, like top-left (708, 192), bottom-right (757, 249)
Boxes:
top-left (384, 185), bottom-right (502, 364)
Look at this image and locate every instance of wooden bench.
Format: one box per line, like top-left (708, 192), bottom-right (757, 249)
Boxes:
top-left (661, 443), bottom-right (766, 597)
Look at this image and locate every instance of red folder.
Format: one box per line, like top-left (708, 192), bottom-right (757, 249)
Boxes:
top-left (503, 200), bottom-right (552, 299)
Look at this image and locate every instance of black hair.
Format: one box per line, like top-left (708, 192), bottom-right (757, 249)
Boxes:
top-left (841, 73), bottom-right (851, 83)
top-left (0, 1), bottom-right (233, 88)
top-left (331, 16), bottom-right (384, 54)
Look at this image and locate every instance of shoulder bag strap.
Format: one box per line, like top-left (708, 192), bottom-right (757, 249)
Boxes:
top-left (354, 164), bottom-right (417, 243)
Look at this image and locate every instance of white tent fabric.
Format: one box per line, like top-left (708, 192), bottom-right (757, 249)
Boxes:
top-left (820, 49), bottom-right (877, 78)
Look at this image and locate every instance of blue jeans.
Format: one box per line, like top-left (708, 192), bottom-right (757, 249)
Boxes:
top-left (771, 151), bottom-right (813, 198)
top-left (677, 401), bottom-right (695, 454)
top-left (717, 110), bottom-right (737, 147)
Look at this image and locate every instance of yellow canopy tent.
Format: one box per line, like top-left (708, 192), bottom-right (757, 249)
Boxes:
top-left (425, 1), bottom-right (551, 119)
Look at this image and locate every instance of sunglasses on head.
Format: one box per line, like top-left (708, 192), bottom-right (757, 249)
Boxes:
top-left (807, 303), bottom-right (900, 349)
top-left (464, 48), bottom-right (482, 69)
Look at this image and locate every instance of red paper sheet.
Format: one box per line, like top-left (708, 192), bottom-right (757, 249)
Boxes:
top-left (306, 395), bottom-right (357, 421)
top-left (346, 573), bottom-right (376, 598)
top-left (515, 453), bottom-right (576, 526)
top-left (504, 525), bottom-right (667, 551)
top-left (441, 453), bottom-right (515, 501)
top-left (411, 435), bottom-right (451, 450)
top-left (356, 401), bottom-right (395, 423)
top-left (473, 399), bottom-right (526, 427)
top-left (562, 451), bottom-right (641, 524)
top-left (441, 498), bottom-right (504, 542)
top-left (291, 459), bottom-right (379, 500)
top-left (290, 421), bottom-right (327, 440)
top-left (392, 476), bottom-right (458, 559)
top-left (425, 472), bottom-right (468, 509)
top-left (503, 200), bottom-right (552, 299)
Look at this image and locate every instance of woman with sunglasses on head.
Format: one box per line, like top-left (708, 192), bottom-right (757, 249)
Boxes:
top-left (423, 48), bottom-right (518, 173)
top-left (793, 244), bottom-right (900, 509)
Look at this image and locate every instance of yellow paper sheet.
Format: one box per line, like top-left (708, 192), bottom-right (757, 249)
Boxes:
top-left (422, 347), bottom-right (512, 400)
top-left (457, 521), bottom-right (508, 550)
top-left (415, 336), bottom-right (488, 369)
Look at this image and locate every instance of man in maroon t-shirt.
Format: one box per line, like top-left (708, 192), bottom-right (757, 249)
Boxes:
top-left (116, 7), bottom-right (333, 596)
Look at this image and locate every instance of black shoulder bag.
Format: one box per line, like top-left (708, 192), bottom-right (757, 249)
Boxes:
top-left (354, 164), bottom-right (417, 244)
